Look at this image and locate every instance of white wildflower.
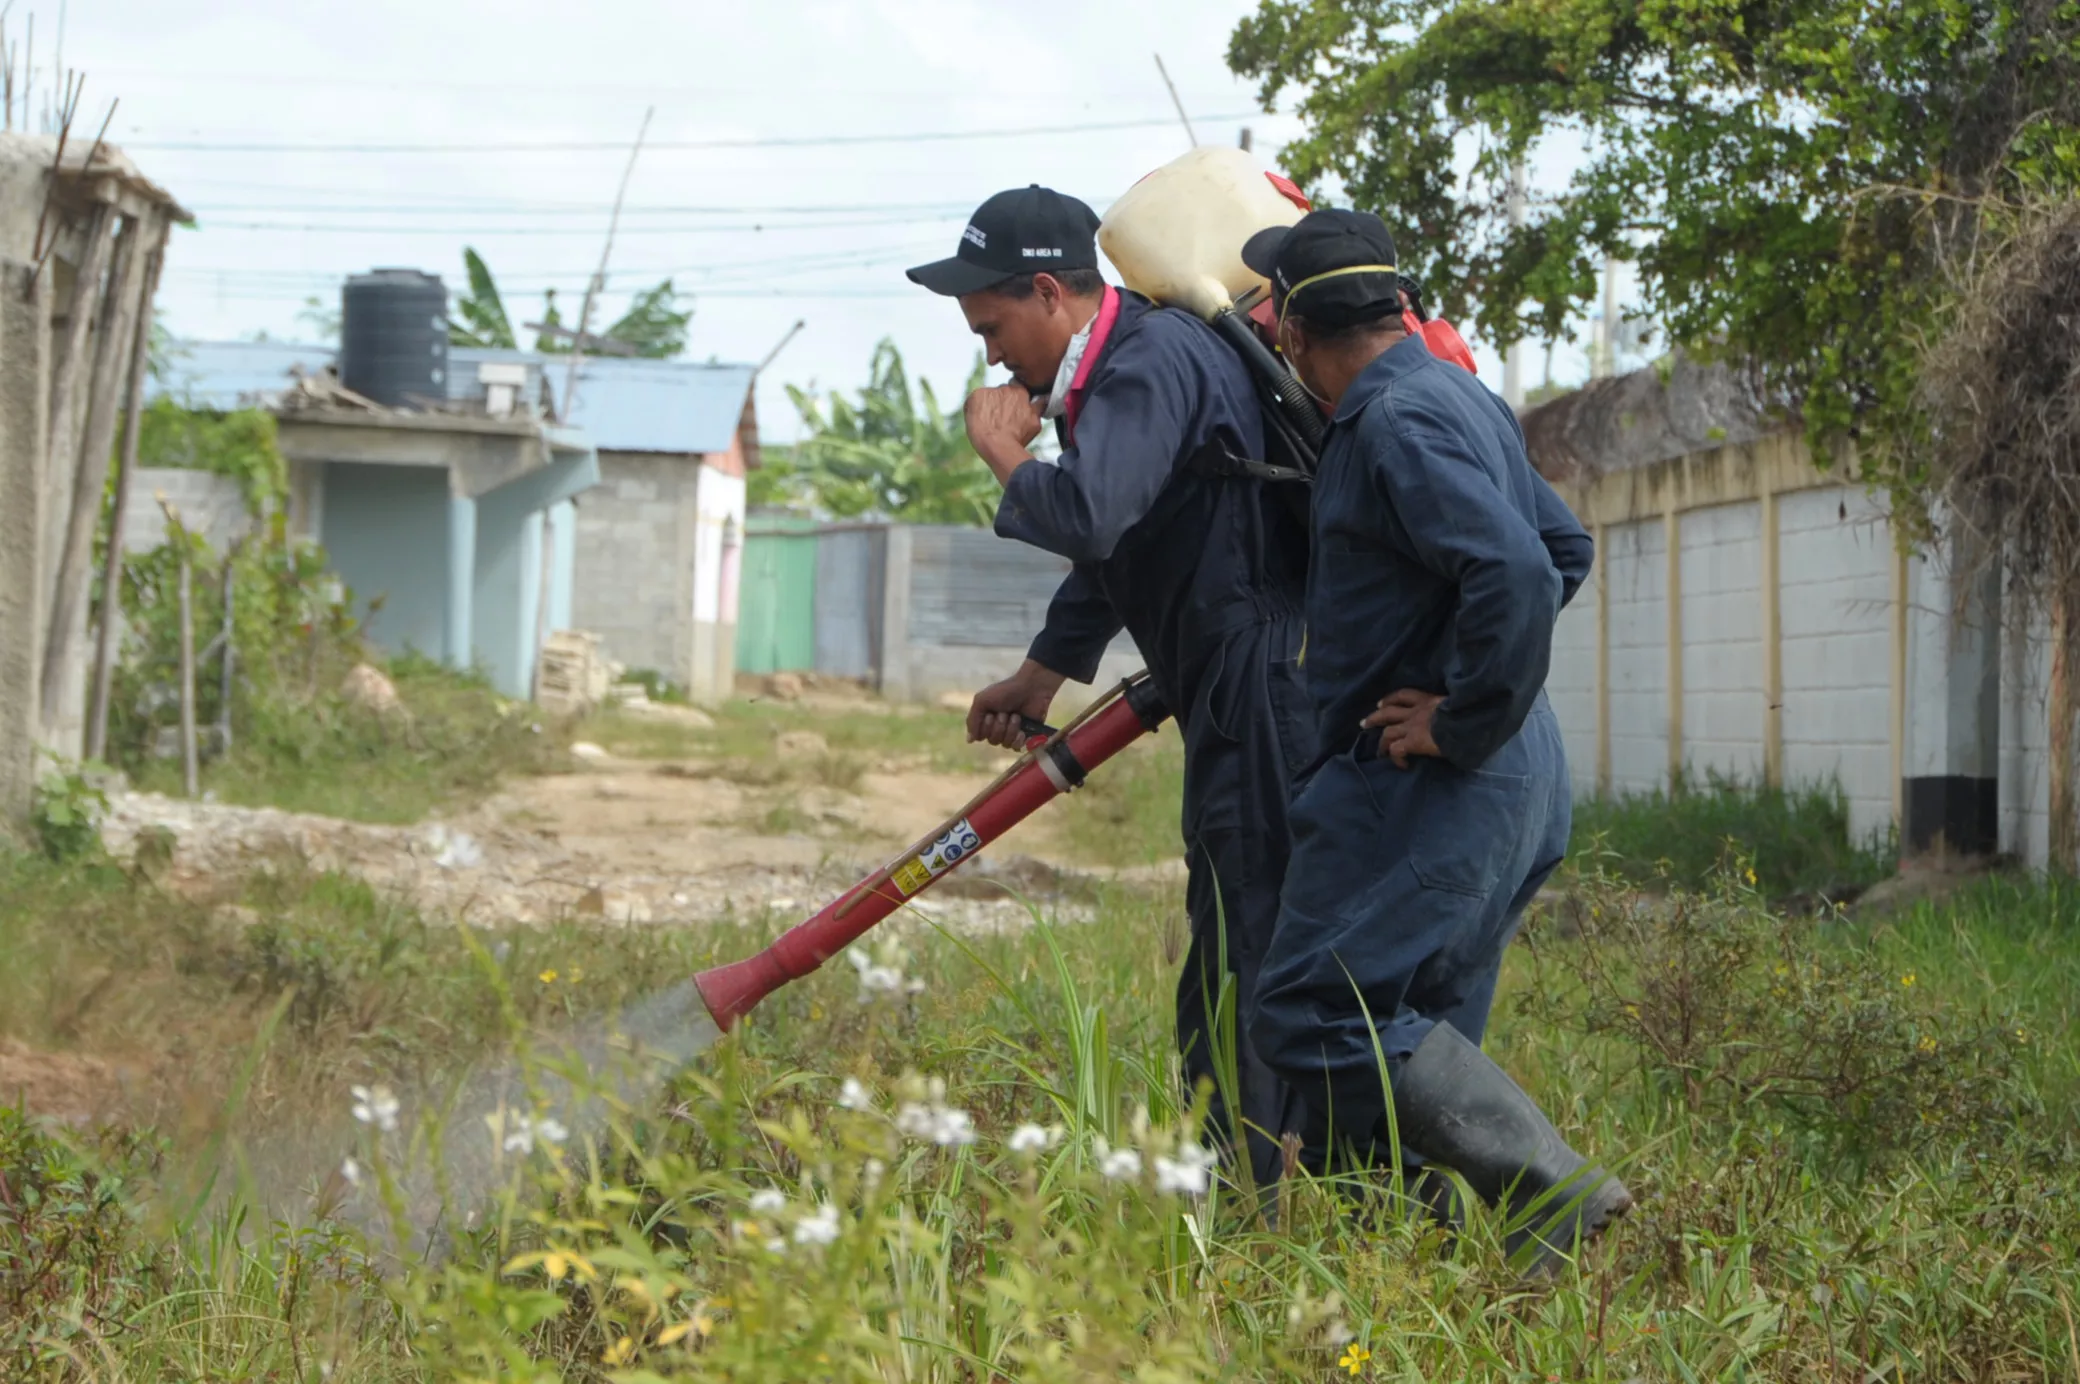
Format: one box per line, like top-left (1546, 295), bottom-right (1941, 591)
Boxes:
top-left (1154, 1142), bottom-right (1219, 1197)
top-left (764, 1236), bottom-right (787, 1255)
top-left (931, 1107), bottom-right (976, 1147)
top-left (350, 1084), bottom-right (400, 1133)
top-left (905, 976), bottom-right (927, 995)
top-left (792, 1203), bottom-right (841, 1247)
top-left (837, 1076), bottom-right (875, 1112)
top-left (1007, 1123), bottom-right (1053, 1155)
top-left (339, 1156), bottom-right (362, 1187)
top-left (749, 1188), bottom-right (788, 1214)
top-left (847, 944), bottom-right (917, 1001)
top-left (894, 1096), bottom-right (975, 1147)
top-left (862, 1158), bottom-right (887, 1191)
top-left (495, 1111), bottom-right (570, 1155)
top-left (1097, 1143), bottom-right (1143, 1182)
top-left (1325, 1320), bottom-right (1355, 1348)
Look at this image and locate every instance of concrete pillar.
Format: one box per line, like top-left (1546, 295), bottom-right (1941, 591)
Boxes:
top-left (446, 494), bottom-right (478, 672)
top-left (1902, 533), bottom-right (2002, 858)
top-left (879, 524), bottom-right (913, 700)
top-left (1, 258), bottom-right (51, 827)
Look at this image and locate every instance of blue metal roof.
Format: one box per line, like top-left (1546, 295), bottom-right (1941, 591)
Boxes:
top-left (151, 340), bottom-right (337, 409)
top-left (159, 339), bottom-right (755, 456)
top-left (553, 357), bottom-right (756, 455)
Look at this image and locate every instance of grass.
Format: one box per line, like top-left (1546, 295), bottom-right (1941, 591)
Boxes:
top-left (2, 857), bottom-right (2073, 1380)
top-left (128, 655), bottom-right (568, 825)
top-left (1568, 773), bottom-right (1899, 903)
top-left (5, 719), bottom-right (2077, 1380)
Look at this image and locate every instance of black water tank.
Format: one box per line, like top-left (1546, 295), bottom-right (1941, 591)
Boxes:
top-left (339, 269), bottom-right (448, 407)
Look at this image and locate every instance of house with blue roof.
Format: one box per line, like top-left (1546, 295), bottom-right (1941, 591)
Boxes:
top-left (155, 339), bottom-right (759, 705)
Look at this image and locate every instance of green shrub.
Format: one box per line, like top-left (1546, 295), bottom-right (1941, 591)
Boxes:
top-left (29, 769), bottom-right (108, 863)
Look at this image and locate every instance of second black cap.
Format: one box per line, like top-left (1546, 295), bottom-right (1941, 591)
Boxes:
top-left (1242, 209), bottom-right (1400, 327)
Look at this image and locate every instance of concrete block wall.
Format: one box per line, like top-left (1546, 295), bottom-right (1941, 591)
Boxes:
top-left (1546, 429), bottom-right (1906, 842)
top-left (571, 454), bottom-right (696, 685)
top-left (1548, 588), bottom-right (1599, 797)
top-left (1603, 518), bottom-right (1669, 794)
top-left (1679, 500), bottom-right (1765, 783)
top-left (1998, 597), bottom-right (2053, 869)
top-left (1777, 487), bottom-right (1895, 839)
top-left (120, 468), bottom-right (251, 554)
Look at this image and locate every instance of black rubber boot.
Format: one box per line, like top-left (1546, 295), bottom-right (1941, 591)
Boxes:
top-left (1390, 1022), bottom-right (1632, 1279)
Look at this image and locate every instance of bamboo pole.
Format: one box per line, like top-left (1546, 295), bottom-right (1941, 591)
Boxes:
top-left (159, 496), bottom-right (198, 799)
top-left (216, 539), bottom-right (239, 756)
top-left (41, 212), bottom-right (146, 734)
top-left (85, 219), bottom-right (166, 762)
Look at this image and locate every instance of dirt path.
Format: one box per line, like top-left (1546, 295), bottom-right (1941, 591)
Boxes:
top-left (101, 734), bottom-right (1167, 935)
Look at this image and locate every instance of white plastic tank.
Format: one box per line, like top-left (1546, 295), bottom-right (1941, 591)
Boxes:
top-left (1098, 147), bottom-right (1309, 319)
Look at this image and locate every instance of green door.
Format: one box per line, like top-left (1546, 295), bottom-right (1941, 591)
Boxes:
top-left (736, 516), bottom-right (819, 674)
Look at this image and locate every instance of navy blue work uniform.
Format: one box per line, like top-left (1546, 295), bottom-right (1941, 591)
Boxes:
top-left (996, 290), bottom-right (1312, 1188)
top-left (1250, 334), bottom-right (1595, 1154)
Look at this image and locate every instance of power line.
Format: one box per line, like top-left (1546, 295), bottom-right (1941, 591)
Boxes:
top-left (185, 214), bottom-right (964, 236)
top-left (178, 199), bottom-right (976, 217)
top-left (121, 113), bottom-right (1254, 155)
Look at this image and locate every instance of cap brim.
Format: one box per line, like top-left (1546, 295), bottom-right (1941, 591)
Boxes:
top-left (1241, 225), bottom-right (1291, 279)
top-left (905, 255), bottom-right (1014, 297)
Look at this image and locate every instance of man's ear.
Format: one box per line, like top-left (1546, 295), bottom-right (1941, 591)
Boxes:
top-left (1033, 272), bottom-right (1064, 313)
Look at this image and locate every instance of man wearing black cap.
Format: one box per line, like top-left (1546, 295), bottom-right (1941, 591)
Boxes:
top-left (1237, 209), bottom-right (1628, 1274)
top-left (909, 186), bottom-right (1313, 1192)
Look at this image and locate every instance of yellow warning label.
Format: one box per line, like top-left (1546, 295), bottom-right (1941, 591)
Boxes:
top-left (891, 857), bottom-right (934, 896)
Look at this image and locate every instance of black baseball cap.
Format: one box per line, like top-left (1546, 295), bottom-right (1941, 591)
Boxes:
top-left (906, 185), bottom-right (1102, 296)
top-left (1241, 209), bottom-right (1400, 327)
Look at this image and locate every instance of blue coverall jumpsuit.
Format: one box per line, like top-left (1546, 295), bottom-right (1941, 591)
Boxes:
top-left (996, 291), bottom-right (1313, 1187)
top-left (1249, 333), bottom-right (1596, 1155)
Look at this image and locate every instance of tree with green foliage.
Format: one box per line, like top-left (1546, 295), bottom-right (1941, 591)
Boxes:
top-left (1227, 0), bottom-right (2080, 492)
top-left (448, 248), bottom-right (518, 351)
top-left (447, 248), bottom-right (692, 359)
top-left (762, 340), bottom-right (996, 524)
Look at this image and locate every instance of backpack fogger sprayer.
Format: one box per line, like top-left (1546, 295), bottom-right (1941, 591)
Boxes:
top-left (688, 151), bottom-right (1475, 1034)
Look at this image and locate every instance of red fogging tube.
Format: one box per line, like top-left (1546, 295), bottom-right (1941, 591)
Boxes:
top-left (693, 673), bottom-right (1170, 1031)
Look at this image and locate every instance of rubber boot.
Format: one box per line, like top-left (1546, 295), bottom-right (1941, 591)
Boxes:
top-left (1391, 1022), bottom-right (1632, 1280)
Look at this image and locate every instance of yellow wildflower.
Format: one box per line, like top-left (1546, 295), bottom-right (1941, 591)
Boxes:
top-left (1917, 1035), bottom-right (1938, 1054)
top-left (1339, 1343), bottom-right (1372, 1375)
top-left (1900, 972), bottom-right (1916, 987)
top-left (568, 966), bottom-right (585, 984)
top-left (1745, 866), bottom-right (1758, 885)
top-left (539, 968), bottom-right (559, 984)
top-left (602, 1336), bottom-right (636, 1366)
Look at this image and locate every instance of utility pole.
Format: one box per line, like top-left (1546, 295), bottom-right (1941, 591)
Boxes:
top-left (1153, 53), bottom-right (1198, 148)
top-left (561, 106), bottom-right (653, 425)
top-left (1594, 257), bottom-right (1619, 378)
top-left (1501, 159), bottom-right (1527, 408)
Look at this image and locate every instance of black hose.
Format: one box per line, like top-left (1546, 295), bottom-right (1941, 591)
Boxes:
top-left (1210, 308), bottom-right (1326, 456)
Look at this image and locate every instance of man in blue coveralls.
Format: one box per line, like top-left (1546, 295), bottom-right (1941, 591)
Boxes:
top-left (907, 186), bottom-right (1312, 1190)
top-left (1238, 210), bottom-right (1631, 1273)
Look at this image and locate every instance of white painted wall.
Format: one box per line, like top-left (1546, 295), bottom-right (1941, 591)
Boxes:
top-left (1999, 594), bottom-right (2053, 869)
top-left (692, 465), bottom-right (747, 627)
top-left (1679, 500), bottom-right (1765, 783)
top-left (1778, 487), bottom-right (1895, 840)
top-left (1548, 587), bottom-right (1599, 797)
top-left (1604, 518), bottom-right (1669, 794)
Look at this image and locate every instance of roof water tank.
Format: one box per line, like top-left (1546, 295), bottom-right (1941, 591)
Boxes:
top-left (340, 269), bottom-right (448, 408)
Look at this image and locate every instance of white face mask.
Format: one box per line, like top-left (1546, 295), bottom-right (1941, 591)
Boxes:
top-left (1278, 320), bottom-right (1335, 410)
top-left (1040, 312), bottom-right (1099, 420)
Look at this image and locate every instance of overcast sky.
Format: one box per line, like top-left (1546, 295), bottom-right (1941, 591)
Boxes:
top-left (24, 0), bottom-right (1615, 440)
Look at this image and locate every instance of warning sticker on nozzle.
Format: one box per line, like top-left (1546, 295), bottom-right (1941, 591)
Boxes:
top-left (892, 818), bottom-right (983, 896)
